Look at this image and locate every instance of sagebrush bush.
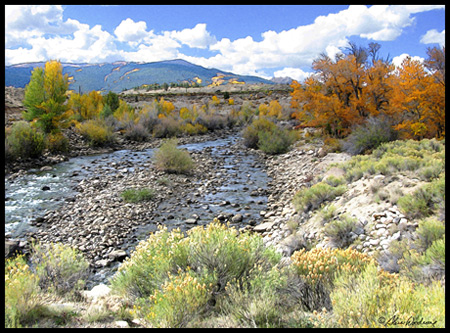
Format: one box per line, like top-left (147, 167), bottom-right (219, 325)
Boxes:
top-left (415, 217), bottom-right (445, 251)
top-left (45, 131), bottom-right (69, 153)
top-left (323, 214), bottom-right (358, 248)
top-left (153, 138), bottom-right (195, 174)
top-left (6, 121), bottom-right (45, 159)
top-left (293, 182), bottom-right (347, 213)
top-left (77, 119), bottom-right (116, 146)
top-left (340, 138), bottom-right (445, 182)
top-left (257, 126), bottom-right (297, 155)
top-left (124, 122), bottom-right (149, 142)
top-left (397, 176), bottom-right (445, 220)
top-left (152, 116), bottom-right (182, 138)
top-left (30, 242), bottom-right (89, 295)
top-left (5, 254), bottom-right (41, 328)
top-left (343, 116), bottom-right (398, 155)
top-left (242, 117), bottom-right (277, 149)
top-left (330, 263), bottom-right (445, 328)
top-left (291, 247), bottom-right (373, 288)
top-left (111, 221), bottom-right (283, 327)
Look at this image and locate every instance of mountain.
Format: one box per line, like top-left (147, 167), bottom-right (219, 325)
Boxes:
top-left (271, 76), bottom-right (294, 84)
top-left (5, 59), bottom-right (273, 93)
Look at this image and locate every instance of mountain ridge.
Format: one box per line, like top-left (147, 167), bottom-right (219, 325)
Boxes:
top-left (5, 59), bottom-right (273, 93)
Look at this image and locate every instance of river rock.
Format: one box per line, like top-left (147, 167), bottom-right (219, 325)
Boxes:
top-left (253, 221), bottom-right (275, 232)
top-left (231, 214), bottom-right (243, 223)
top-left (107, 250), bottom-right (127, 262)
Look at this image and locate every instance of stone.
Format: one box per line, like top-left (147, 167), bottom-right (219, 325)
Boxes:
top-left (41, 185), bottom-right (51, 191)
top-left (253, 221), bottom-right (276, 232)
top-left (115, 321), bottom-right (130, 328)
top-left (231, 214), bottom-right (243, 223)
top-left (83, 283), bottom-right (111, 301)
top-left (369, 239), bottom-right (380, 246)
top-left (5, 239), bottom-right (21, 258)
top-left (185, 218), bottom-right (197, 224)
top-left (107, 249), bottom-right (127, 261)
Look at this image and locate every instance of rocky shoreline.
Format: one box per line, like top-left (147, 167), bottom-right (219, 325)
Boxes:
top-left (6, 126), bottom-right (423, 288)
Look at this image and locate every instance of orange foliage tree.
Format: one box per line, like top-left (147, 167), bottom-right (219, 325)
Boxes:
top-left (291, 43), bottom-right (445, 139)
top-left (387, 47), bottom-right (445, 139)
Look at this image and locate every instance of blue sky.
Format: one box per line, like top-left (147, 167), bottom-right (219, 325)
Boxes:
top-left (5, 5), bottom-right (445, 81)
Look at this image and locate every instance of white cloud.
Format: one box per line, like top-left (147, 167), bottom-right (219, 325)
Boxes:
top-left (4, 4), bottom-right (445, 81)
top-left (114, 18), bottom-right (149, 44)
top-left (170, 23), bottom-right (216, 49)
top-left (420, 29), bottom-right (445, 47)
top-left (273, 68), bottom-right (313, 82)
top-left (391, 53), bottom-right (425, 68)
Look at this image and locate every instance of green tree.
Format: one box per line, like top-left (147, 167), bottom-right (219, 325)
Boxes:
top-left (104, 91), bottom-right (120, 113)
top-left (22, 60), bottom-right (69, 133)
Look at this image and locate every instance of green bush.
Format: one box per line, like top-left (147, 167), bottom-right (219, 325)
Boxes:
top-left (330, 263), bottom-right (445, 328)
top-left (293, 182), bottom-right (347, 213)
top-left (111, 221), bottom-right (283, 327)
top-left (121, 188), bottom-right (155, 203)
top-left (415, 217), bottom-right (445, 251)
top-left (45, 131), bottom-right (69, 153)
top-left (30, 242), bottom-right (89, 295)
top-left (6, 121), bottom-right (45, 159)
top-left (5, 254), bottom-right (41, 328)
top-left (153, 138), bottom-right (195, 175)
top-left (397, 176), bottom-right (445, 220)
top-left (343, 116), bottom-right (398, 156)
top-left (242, 117), bottom-right (277, 149)
top-left (242, 117), bottom-right (297, 154)
top-left (323, 214), bottom-right (358, 248)
top-left (257, 126), bottom-right (297, 155)
top-left (77, 119), bottom-right (116, 147)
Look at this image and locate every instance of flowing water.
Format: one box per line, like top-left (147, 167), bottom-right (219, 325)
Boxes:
top-left (5, 135), bottom-right (269, 240)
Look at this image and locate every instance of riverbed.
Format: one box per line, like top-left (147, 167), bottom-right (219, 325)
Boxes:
top-left (5, 134), bottom-right (270, 286)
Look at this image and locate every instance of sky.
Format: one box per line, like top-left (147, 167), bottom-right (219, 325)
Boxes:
top-left (4, 5), bottom-right (446, 81)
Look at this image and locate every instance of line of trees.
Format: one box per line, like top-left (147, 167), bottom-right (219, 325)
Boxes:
top-left (291, 43), bottom-right (445, 140)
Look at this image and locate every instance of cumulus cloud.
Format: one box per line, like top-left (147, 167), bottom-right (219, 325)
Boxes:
top-left (391, 53), bottom-right (425, 68)
top-left (273, 68), bottom-right (313, 82)
top-left (420, 29), bottom-right (445, 47)
top-left (114, 18), bottom-right (149, 44)
top-left (170, 23), bottom-right (216, 49)
top-left (4, 4), bottom-right (445, 80)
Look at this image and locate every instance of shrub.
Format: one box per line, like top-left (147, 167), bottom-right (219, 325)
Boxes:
top-left (257, 126), bottom-right (297, 155)
top-left (124, 122), bottom-right (149, 142)
top-left (153, 138), bottom-right (195, 175)
top-left (77, 119), bottom-right (116, 147)
top-left (182, 122), bottom-right (208, 136)
top-left (343, 116), bottom-right (398, 155)
top-left (6, 121), bottom-right (45, 159)
top-left (330, 263), bottom-right (445, 327)
top-left (152, 117), bottom-right (182, 138)
top-left (415, 217), bottom-right (445, 251)
top-left (323, 214), bottom-right (358, 248)
top-left (134, 269), bottom-right (215, 328)
top-left (397, 176), bottom-right (445, 220)
top-left (291, 247), bottom-right (373, 288)
top-left (111, 221), bottom-right (283, 327)
top-left (242, 117), bottom-right (276, 149)
top-left (121, 188), bottom-right (155, 203)
top-left (45, 131), bottom-right (69, 153)
top-left (5, 254), bottom-right (41, 328)
top-left (293, 182), bottom-right (347, 213)
top-left (30, 242), bottom-right (89, 295)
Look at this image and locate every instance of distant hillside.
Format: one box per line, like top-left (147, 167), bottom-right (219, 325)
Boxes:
top-left (5, 59), bottom-right (273, 93)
